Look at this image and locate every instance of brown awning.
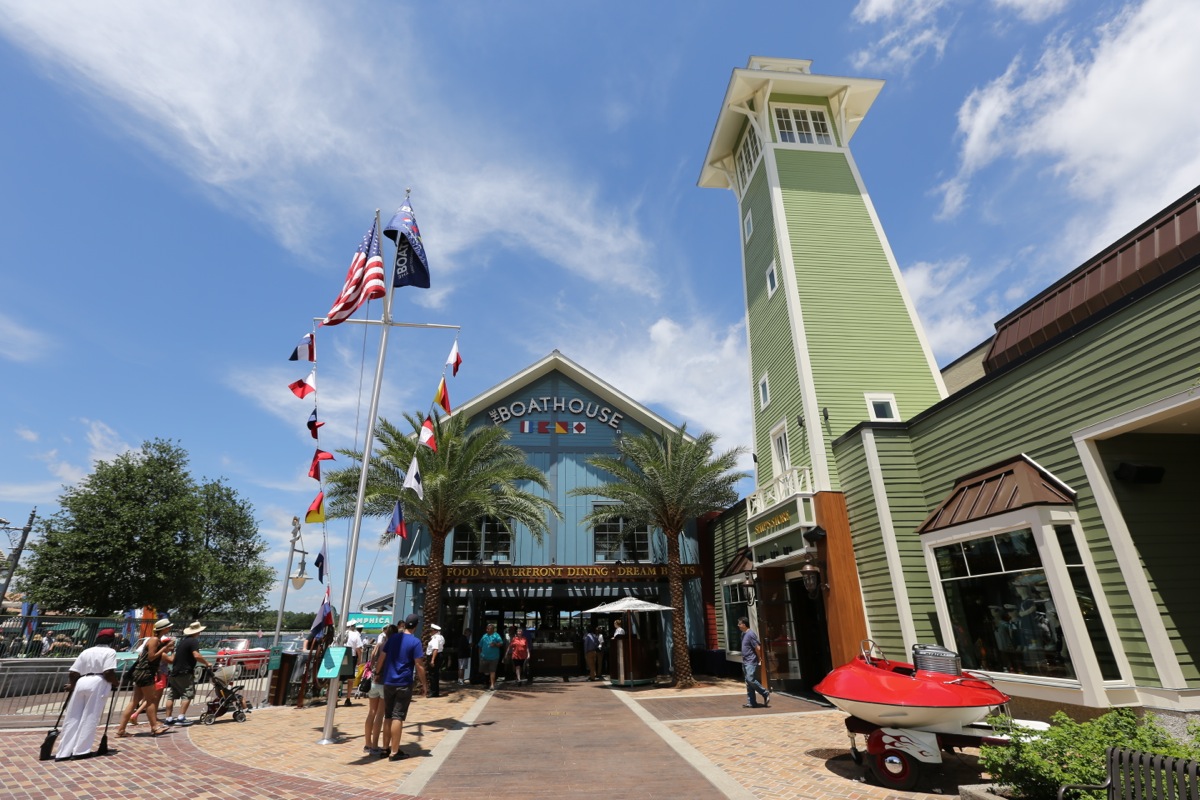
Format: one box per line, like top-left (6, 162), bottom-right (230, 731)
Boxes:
top-left (917, 454), bottom-right (1075, 534)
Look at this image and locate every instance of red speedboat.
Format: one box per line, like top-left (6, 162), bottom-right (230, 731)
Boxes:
top-left (815, 641), bottom-right (1010, 733)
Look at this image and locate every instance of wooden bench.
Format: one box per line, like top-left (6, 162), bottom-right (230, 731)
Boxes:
top-left (1058, 747), bottom-right (1200, 800)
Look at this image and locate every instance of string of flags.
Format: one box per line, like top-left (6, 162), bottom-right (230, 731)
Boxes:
top-left (284, 194), bottom-right (463, 611)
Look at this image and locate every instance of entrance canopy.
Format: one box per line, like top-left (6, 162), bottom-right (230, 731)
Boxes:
top-left (584, 597), bottom-right (674, 614)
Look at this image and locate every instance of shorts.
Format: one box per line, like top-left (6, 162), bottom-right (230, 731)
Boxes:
top-left (480, 658), bottom-right (498, 674)
top-left (367, 681), bottom-right (385, 699)
top-left (383, 684), bottom-right (414, 721)
top-left (166, 673), bottom-right (195, 701)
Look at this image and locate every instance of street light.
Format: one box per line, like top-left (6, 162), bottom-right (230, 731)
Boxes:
top-left (272, 517), bottom-right (311, 647)
top-left (0, 509), bottom-right (37, 609)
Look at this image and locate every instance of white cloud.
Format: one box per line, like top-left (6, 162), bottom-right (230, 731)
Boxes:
top-left (902, 257), bottom-right (1008, 360)
top-left (81, 419), bottom-right (134, 468)
top-left (0, 314), bottom-right (54, 363)
top-left (938, 0), bottom-right (1200, 260)
top-left (992, 0), bottom-right (1071, 23)
top-left (0, 3), bottom-right (657, 301)
top-left (850, 0), bottom-right (953, 72)
top-left (15, 428), bottom-right (38, 443)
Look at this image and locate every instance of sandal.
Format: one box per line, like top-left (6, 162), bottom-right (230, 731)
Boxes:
top-left (115, 730), bottom-right (132, 738)
top-left (151, 726), bottom-right (170, 736)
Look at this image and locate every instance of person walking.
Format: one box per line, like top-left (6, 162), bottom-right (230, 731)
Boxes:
top-left (456, 628), bottom-right (471, 687)
top-left (477, 623), bottom-right (504, 691)
top-left (374, 614), bottom-right (427, 762)
top-left (425, 624), bottom-right (444, 698)
top-left (116, 618), bottom-right (174, 737)
top-left (163, 621), bottom-right (211, 726)
top-left (737, 616), bottom-right (770, 708)
top-left (55, 628), bottom-right (119, 761)
top-left (583, 626), bottom-right (600, 681)
top-left (507, 628), bottom-right (529, 685)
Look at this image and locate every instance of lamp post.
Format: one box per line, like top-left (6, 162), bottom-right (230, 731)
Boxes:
top-left (0, 509), bottom-right (37, 609)
top-left (272, 517), bottom-right (311, 647)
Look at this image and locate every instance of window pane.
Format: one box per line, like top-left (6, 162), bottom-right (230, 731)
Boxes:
top-left (996, 529), bottom-right (1040, 572)
top-left (942, 568), bottom-right (1078, 679)
top-left (1054, 524), bottom-right (1083, 564)
top-left (774, 108), bottom-right (795, 143)
top-left (725, 600), bottom-right (747, 651)
top-left (812, 110), bottom-right (833, 145)
top-left (452, 524), bottom-right (475, 561)
top-left (963, 538), bottom-right (1003, 575)
top-left (871, 400), bottom-right (894, 420)
top-left (935, 543), bottom-right (968, 580)
top-left (1065, 565), bottom-right (1121, 680)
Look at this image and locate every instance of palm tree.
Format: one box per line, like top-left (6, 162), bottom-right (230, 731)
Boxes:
top-left (324, 412), bottom-right (561, 641)
top-left (570, 425), bottom-right (746, 688)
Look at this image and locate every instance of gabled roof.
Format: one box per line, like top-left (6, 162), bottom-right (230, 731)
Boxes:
top-left (917, 454), bottom-right (1075, 534)
top-left (450, 350), bottom-right (692, 440)
top-left (719, 547), bottom-right (755, 579)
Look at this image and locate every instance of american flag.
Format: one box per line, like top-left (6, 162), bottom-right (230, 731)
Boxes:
top-left (322, 219), bottom-right (385, 326)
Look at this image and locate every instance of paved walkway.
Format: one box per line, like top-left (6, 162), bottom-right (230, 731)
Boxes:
top-left (0, 677), bottom-right (994, 799)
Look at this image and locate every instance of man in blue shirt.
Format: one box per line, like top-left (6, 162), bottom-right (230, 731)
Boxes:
top-left (374, 613), bottom-right (427, 761)
top-left (738, 616), bottom-right (770, 708)
top-left (477, 623), bottom-right (504, 691)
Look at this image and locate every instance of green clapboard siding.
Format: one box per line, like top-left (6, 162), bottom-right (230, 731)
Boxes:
top-left (905, 266), bottom-right (1200, 687)
top-left (775, 149), bottom-right (942, 490)
top-left (742, 158), bottom-right (806, 487)
top-left (709, 502), bottom-right (748, 652)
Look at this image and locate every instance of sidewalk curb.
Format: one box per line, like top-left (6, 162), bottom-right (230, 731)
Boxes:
top-left (396, 690), bottom-right (493, 796)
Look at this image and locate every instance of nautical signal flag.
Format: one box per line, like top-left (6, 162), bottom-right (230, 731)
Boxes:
top-left (384, 199), bottom-right (431, 289)
top-left (446, 340), bottom-right (462, 376)
top-left (307, 408), bottom-right (324, 440)
top-left (433, 377), bottom-right (451, 414)
top-left (402, 453), bottom-right (424, 500)
top-left (517, 420), bottom-right (586, 434)
top-left (389, 501), bottom-right (408, 540)
top-left (419, 417), bottom-right (437, 451)
top-left (323, 219), bottom-right (386, 326)
top-left (290, 370), bottom-right (316, 399)
top-left (305, 491), bottom-right (326, 523)
top-left (311, 586), bottom-right (334, 635)
top-left (314, 540), bottom-right (328, 583)
top-left (308, 449), bottom-right (334, 480)
top-left (288, 333), bottom-right (315, 362)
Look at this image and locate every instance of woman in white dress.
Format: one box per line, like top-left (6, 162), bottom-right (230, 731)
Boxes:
top-left (56, 628), bottom-right (119, 761)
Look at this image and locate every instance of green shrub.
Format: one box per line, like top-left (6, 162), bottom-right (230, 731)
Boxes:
top-left (979, 708), bottom-right (1200, 800)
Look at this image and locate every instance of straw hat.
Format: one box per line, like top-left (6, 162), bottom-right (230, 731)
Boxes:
top-left (154, 619), bottom-right (174, 632)
top-left (183, 621), bottom-right (206, 635)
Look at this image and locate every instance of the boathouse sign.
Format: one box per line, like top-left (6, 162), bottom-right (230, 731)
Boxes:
top-left (487, 395), bottom-right (625, 430)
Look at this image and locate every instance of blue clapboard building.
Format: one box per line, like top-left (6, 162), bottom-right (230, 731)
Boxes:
top-left (389, 350), bottom-right (705, 679)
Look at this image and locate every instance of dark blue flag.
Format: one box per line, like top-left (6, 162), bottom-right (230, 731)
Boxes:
top-left (384, 199), bottom-right (431, 289)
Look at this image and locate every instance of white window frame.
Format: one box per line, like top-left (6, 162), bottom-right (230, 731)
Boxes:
top-left (735, 127), bottom-right (762, 192)
top-left (769, 419), bottom-right (790, 480)
top-left (772, 104), bottom-right (835, 147)
top-left (743, 209), bottom-right (754, 242)
top-left (451, 517), bottom-right (513, 564)
top-left (865, 392), bottom-right (900, 422)
top-left (758, 373), bottom-right (771, 409)
top-left (922, 506), bottom-right (1129, 706)
top-left (765, 260), bottom-right (778, 298)
top-left (592, 505), bottom-right (650, 563)
top-left (720, 576), bottom-right (751, 655)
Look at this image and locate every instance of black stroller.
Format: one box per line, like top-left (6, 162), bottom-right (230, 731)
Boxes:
top-left (197, 666), bottom-right (249, 725)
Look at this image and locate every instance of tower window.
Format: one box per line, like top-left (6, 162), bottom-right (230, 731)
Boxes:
top-left (865, 392), bottom-right (899, 421)
top-left (773, 105), bottom-right (834, 146)
top-left (735, 127), bottom-right (762, 192)
top-left (766, 261), bottom-right (778, 297)
top-left (743, 209), bottom-right (754, 241)
top-left (759, 374), bottom-right (771, 409)
top-left (593, 509), bottom-right (649, 562)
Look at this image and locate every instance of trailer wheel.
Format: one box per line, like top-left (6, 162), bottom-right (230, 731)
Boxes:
top-left (867, 748), bottom-right (921, 791)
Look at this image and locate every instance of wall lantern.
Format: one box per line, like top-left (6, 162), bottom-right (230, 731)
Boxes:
top-left (799, 560), bottom-right (827, 599)
top-left (742, 570), bottom-right (757, 603)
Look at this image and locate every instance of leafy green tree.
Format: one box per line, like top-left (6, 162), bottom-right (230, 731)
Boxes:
top-left (325, 412), bottom-right (560, 642)
top-left (17, 439), bottom-right (273, 618)
top-left (570, 425), bottom-right (746, 688)
top-left (181, 480), bottom-right (273, 620)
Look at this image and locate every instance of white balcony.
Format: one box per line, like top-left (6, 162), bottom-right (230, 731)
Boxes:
top-left (746, 467), bottom-right (813, 518)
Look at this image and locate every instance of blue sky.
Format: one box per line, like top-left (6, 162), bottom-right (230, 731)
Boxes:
top-left (2, 0), bottom-right (1198, 617)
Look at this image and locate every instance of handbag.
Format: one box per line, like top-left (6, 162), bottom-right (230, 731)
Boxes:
top-left (130, 650), bottom-right (154, 684)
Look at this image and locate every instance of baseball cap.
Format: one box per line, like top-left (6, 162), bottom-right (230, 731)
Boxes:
top-left (404, 613), bottom-right (419, 627)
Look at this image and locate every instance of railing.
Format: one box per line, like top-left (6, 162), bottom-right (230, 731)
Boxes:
top-left (746, 467), bottom-right (813, 517)
top-left (0, 659), bottom-right (74, 728)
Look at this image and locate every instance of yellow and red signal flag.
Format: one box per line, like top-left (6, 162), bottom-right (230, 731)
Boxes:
top-left (305, 491), bottom-right (326, 523)
top-left (433, 377), bottom-right (451, 414)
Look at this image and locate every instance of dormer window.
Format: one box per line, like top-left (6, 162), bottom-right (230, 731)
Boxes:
top-left (773, 105), bottom-right (834, 146)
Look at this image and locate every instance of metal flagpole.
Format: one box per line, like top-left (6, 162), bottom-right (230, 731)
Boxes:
top-left (318, 209), bottom-right (393, 745)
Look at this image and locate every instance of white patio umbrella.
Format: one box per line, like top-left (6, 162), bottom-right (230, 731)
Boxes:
top-left (583, 597), bottom-right (675, 614)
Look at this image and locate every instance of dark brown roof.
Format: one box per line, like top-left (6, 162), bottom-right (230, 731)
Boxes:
top-left (917, 454), bottom-right (1075, 534)
top-left (984, 187), bottom-right (1200, 373)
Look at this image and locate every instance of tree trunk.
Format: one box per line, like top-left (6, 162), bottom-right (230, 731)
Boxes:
top-left (666, 528), bottom-right (695, 688)
top-left (421, 530), bottom-right (447, 650)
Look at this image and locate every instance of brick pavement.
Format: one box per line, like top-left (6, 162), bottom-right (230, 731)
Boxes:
top-left (0, 677), bottom-right (998, 799)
